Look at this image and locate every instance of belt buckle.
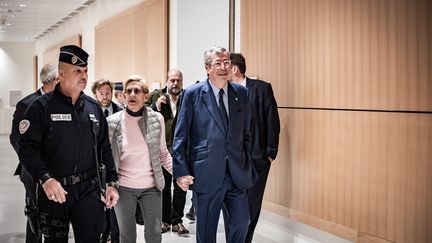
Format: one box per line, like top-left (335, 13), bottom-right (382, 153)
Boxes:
top-left (69, 174), bottom-right (80, 185)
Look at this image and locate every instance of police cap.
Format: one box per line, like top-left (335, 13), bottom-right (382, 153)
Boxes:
top-left (114, 82), bottom-right (123, 91)
top-left (59, 45), bottom-right (89, 67)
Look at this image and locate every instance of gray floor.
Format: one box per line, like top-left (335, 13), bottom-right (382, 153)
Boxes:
top-left (0, 134), bottom-right (352, 243)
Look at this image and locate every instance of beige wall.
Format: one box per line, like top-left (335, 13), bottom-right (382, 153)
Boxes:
top-left (241, 0), bottom-right (432, 242)
top-left (94, 0), bottom-right (167, 87)
top-left (43, 35), bottom-right (81, 67)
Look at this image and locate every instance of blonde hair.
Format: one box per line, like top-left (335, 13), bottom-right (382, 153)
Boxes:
top-left (123, 74), bottom-right (149, 94)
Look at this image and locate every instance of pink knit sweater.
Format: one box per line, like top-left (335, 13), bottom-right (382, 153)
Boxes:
top-left (118, 111), bottom-right (172, 189)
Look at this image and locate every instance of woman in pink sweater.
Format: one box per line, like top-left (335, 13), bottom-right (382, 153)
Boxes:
top-left (107, 75), bottom-right (172, 243)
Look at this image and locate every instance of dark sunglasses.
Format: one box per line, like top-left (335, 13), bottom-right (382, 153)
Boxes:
top-left (125, 87), bottom-right (143, 95)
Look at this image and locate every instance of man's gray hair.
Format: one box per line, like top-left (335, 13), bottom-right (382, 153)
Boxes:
top-left (167, 68), bottom-right (183, 80)
top-left (204, 46), bottom-right (229, 65)
top-left (40, 63), bottom-right (58, 85)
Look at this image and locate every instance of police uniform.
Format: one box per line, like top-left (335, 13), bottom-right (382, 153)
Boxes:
top-left (18, 45), bottom-right (118, 242)
top-left (10, 89), bottom-right (44, 243)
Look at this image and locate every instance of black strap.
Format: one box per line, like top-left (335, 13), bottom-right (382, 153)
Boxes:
top-left (55, 168), bottom-right (97, 186)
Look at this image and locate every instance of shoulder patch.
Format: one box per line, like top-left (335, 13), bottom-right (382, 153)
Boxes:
top-left (19, 119), bottom-right (30, 134)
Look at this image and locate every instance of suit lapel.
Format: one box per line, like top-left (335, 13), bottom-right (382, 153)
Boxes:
top-left (246, 77), bottom-right (255, 101)
top-left (202, 80), bottom-right (227, 137)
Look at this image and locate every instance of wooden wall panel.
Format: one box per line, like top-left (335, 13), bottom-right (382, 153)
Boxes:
top-left (42, 35), bottom-right (81, 66)
top-left (265, 109), bottom-right (432, 242)
top-left (241, 0), bottom-right (432, 242)
top-left (95, 0), bottom-right (167, 84)
top-left (241, 0), bottom-right (432, 112)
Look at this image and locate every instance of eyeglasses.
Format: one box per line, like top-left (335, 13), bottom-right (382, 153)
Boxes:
top-left (210, 60), bottom-right (231, 68)
top-left (125, 87), bottom-right (144, 95)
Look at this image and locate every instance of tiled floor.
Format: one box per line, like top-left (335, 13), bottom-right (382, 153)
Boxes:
top-left (0, 134), bottom-right (352, 243)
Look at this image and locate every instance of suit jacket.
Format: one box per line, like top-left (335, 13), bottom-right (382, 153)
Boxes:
top-left (173, 79), bottom-right (257, 193)
top-left (246, 78), bottom-right (280, 169)
top-left (112, 102), bottom-right (123, 114)
top-left (10, 89), bottom-right (43, 176)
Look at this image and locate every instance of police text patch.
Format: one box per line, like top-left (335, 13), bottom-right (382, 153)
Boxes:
top-left (51, 114), bottom-right (72, 121)
top-left (19, 119), bottom-right (30, 134)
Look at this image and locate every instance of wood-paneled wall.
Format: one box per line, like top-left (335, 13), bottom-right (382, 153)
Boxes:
top-left (240, 0), bottom-right (432, 242)
top-left (42, 35), bottom-right (81, 66)
top-left (242, 0), bottom-right (431, 112)
top-left (95, 0), bottom-right (167, 85)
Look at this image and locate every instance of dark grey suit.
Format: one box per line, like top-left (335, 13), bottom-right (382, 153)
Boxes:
top-left (10, 88), bottom-right (43, 243)
top-left (245, 77), bottom-right (280, 243)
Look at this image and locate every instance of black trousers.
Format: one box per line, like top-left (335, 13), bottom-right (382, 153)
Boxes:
top-left (38, 177), bottom-right (105, 243)
top-left (101, 208), bottom-right (119, 243)
top-left (245, 159), bottom-right (271, 243)
top-left (161, 167), bottom-right (187, 225)
top-left (20, 169), bottom-right (42, 243)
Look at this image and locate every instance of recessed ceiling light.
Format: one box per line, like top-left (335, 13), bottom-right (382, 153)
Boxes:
top-left (19, 4), bottom-right (26, 7)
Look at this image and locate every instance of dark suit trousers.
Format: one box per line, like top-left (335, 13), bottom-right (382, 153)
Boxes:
top-left (161, 167), bottom-right (187, 225)
top-left (245, 159), bottom-right (271, 243)
top-left (194, 172), bottom-right (249, 243)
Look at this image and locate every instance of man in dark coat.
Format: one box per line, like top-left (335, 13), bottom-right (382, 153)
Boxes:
top-left (230, 53), bottom-right (281, 243)
top-left (10, 62), bottom-right (58, 243)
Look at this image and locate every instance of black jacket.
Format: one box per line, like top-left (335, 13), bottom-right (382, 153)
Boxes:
top-left (10, 89), bottom-right (43, 176)
top-left (246, 78), bottom-right (280, 169)
top-left (18, 85), bottom-right (118, 183)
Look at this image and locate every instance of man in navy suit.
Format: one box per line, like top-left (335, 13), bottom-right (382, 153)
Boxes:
top-left (230, 53), bottom-right (280, 243)
top-left (173, 46), bottom-right (257, 243)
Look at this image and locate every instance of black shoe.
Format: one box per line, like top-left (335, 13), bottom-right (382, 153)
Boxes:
top-left (185, 206), bottom-right (195, 221)
top-left (161, 222), bottom-right (171, 233)
top-left (172, 223), bottom-right (190, 236)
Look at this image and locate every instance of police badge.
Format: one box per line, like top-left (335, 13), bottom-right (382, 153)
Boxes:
top-left (71, 56), bottom-right (78, 64)
top-left (19, 119), bottom-right (30, 134)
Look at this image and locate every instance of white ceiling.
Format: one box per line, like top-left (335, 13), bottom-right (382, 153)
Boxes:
top-left (0, 0), bottom-right (94, 43)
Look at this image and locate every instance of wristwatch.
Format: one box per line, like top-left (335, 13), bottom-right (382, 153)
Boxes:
top-left (107, 181), bottom-right (119, 189)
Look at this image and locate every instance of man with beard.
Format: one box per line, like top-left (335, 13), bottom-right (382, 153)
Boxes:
top-left (91, 79), bottom-right (122, 243)
top-left (91, 79), bottom-right (123, 117)
top-left (147, 69), bottom-right (190, 236)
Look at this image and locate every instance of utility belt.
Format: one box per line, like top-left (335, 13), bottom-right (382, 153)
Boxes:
top-left (55, 168), bottom-right (97, 186)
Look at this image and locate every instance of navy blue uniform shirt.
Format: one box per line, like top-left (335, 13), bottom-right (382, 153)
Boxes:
top-left (18, 85), bottom-right (117, 183)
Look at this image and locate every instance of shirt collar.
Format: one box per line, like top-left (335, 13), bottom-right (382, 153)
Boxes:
top-left (208, 79), bottom-right (228, 99)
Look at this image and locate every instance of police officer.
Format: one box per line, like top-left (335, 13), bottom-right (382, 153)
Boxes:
top-left (18, 45), bottom-right (119, 243)
top-left (10, 62), bottom-right (58, 243)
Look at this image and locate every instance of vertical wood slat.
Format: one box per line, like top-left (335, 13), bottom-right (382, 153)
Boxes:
top-left (95, 0), bottom-right (167, 84)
